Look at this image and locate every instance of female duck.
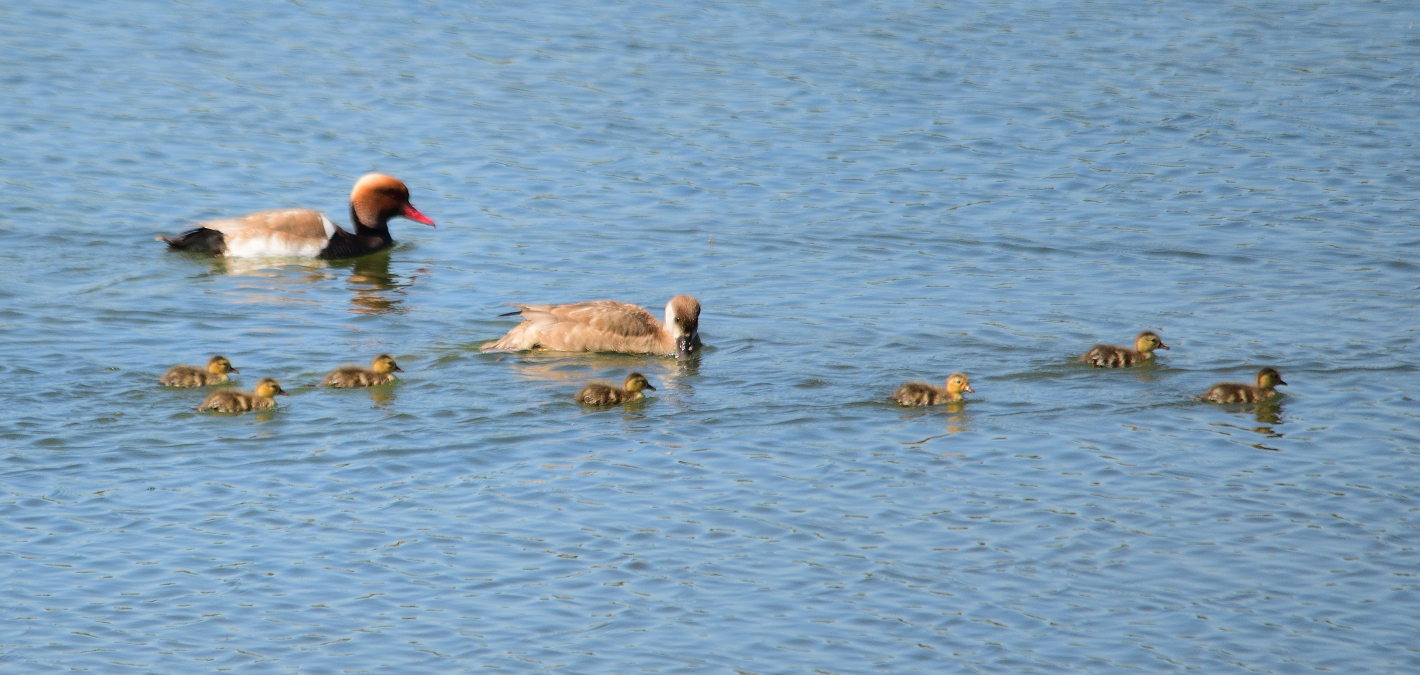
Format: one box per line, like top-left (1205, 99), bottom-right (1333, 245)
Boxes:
top-left (892, 373), bottom-right (974, 407)
top-left (1199, 367), bottom-right (1287, 403)
top-left (198, 377), bottom-right (288, 413)
top-left (1079, 331), bottom-right (1169, 368)
top-left (483, 295), bottom-right (701, 360)
top-left (322, 354), bottom-right (403, 388)
top-left (160, 173), bottom-right (435, 259)
top-left (160, 355), bottom-right (239, 387)
top-left (576, 372), bottom-right (656, 406)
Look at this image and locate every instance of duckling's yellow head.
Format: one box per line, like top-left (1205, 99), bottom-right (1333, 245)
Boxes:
top-left (625, 372), bottom-right (656, 393)
top-left (255, 378), bottom-right (288, 398)
top-left (946, 373), bottom-right (974, 395)
top-left (207, 355), bottom-right (238, 375)
top-left (1256, 367), bottom-right (1286, 389)
top-left (372, 354), bottom-right (403, 374)
top-left (1135, 331), bottom-right (1169, 354)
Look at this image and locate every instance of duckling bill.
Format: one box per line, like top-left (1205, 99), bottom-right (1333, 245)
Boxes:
top-left (576, 372), bottom-right (655, 406)
top-left (160, 355), bottom-right (238, 387)
top-left (1079, 331), bottom-right (1168, 368)
top-left (1200, 367), bottom-right (1286, 404)
top-left (892, 373), bottom-right (973, 406)
top-left (322, 354), bottom-right (402, 388)
top-left (197, 377), bottom-right (287, 413)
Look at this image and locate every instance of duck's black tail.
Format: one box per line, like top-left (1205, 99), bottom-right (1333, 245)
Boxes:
top-left (159, 227), bottom-right (225, 254)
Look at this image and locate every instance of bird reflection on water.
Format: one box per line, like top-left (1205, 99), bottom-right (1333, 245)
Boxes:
top-left (202, 250), bottom-right (418, 315)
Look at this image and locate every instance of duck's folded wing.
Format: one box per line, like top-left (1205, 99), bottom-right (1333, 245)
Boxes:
top-left (196, 209), bottom-right (340, 257)
top-left (483, 301), bottom-right (661, 352)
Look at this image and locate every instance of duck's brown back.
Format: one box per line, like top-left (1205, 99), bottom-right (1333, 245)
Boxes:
top-left (198, 389), bottom-right (274, 413)
top-left (575, 382), bottom-right (631, 406)
top-left (1200, 383), bottom-right (1274, 404)
top-left (160, 365), bottom-right (226, 387)
top-left (891, 382), bottom-right (944, 407)
top-left (322, 366), bottom-right (394, 388)
top-left (1079, 345), bottom-right (1145, 368)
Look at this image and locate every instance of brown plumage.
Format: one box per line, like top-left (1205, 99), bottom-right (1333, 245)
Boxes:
top-left (1199, 368), bottom-right (1287, 404)
top-left (197, 377), bottom-right (288, 413)
top-left (483, 295), bottom-right (702, 360)
top-left (322, 354), bottom-right (403, 388)
top-left (159, 355), bottom-right (238, 387)
top-left (892, 373), bottom-right (974, 407)
top-left (1078, 331), bottom-right (1169, 368)
top-left (159, 173), bottom-right (435, 259)
top-left (575, 372), bottom-right (656, 406)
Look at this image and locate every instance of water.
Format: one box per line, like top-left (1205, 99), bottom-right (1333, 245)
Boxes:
top-left (2, 0), bottom-right (1418, 672)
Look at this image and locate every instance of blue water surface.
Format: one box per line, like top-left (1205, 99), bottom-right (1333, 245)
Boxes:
top-left (1, 0), bottom-right (1418, 672)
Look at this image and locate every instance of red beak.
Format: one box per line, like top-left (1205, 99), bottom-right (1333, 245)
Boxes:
top-left (402, 203), bottom-right (436, 227)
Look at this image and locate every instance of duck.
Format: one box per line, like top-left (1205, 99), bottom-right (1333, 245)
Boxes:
top-left (159, 173), bottom-right (435, 259)
top-left (892, 372), bottom-right (974, 406)
top-left (483, 295), bottom-right (702, 360)
top-left (159, 355), bottom-right (239, 387)
top-left (1078, 331), bottom-right (1169, 368)
top-left (575, 372), bottom-right (656, 406)
top-left (322, 354), bottom-right (403, 388)
top-left (197, 377), bottom-right (288, 413)
top-left (1199, 367), bottom-right (1287, 404)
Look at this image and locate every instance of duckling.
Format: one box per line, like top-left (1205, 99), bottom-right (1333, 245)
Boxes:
top-left (197, 377), bottom-right (288, 413)
top-left (1199, 367), bottom-right (1287, 404)
top-left (1078, 331), bottom-right (1169, 368)
top-left (892, 372), bottom-right (974, 407)
top-left (159, 355), bottom-right (239, 387)
top-left (575, 372), bottom-right (656, 406)
top-left (321, 354), bottom-right (403, 388)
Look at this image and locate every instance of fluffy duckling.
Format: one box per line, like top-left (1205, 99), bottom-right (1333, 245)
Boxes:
top-left (1199, 367), bottom-right (1287, 404)
top-left (197, 377), bottom-right (288, 413)
top-left (1078, 331), bottom-right (1169, 368)
top-left (892, 372), bottom-right (974, 407)
top-left (575, 372), bottom-right (656, 406)
top-left (159, 355), bottom-right (239, 387)
top-left (322, 354), bottom-right (403, 388)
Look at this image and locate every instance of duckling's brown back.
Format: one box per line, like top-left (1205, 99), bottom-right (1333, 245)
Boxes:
top-left (1079, 345), bottom-right (1141, 368)
top-left (323, 366), bottom-right (393, 388)
top-left (1200, 383), bottom-right (1271, 404)
top-left (161, 365), bottom-right (225, 387)
top-left (891, 382), bottom-right (940, 407)
top-left (576, 382), bottom-right (628, 406)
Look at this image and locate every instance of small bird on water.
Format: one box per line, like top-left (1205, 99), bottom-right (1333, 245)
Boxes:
top-left (1078, 331), bottom-right (1169, 368)
top-left (891, 373), bottom-right (974, 407)
top-left (575, 372), bottom-right (656, 406)
top-left (197, 377), bottom-right (288, 413)
top-left (1198, 367), bottom-right (1287, 404)
top-left (159, 355), bottom-right (239, 387)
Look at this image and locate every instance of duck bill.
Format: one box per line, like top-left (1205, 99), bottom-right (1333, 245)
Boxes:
top-left (276, 390), bottom-right (290, 396)
top-left (402, 203), bottom-right (436, 227)
top-left (229, 368), bottom-right (240, 374)
top-left (393, 367), bottom-right (405, 373)
top-left (963, 385), bottom-right (975, 393)
top-left (1276, 378), bottom-right (1287, 386)
top-left (1158, 343), bottom-right (1170, 350)
top-left (645, 384), bottom-right (657, 391)
top-left (675, 335), bottom-right (696, 361)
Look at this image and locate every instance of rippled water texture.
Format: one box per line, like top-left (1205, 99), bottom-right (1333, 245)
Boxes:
top-left (2, 0), bottom-right (1418, 672)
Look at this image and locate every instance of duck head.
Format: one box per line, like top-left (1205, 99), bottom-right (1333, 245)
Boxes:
top-left (625, 372), bottom-right (656, 393)
top-left (372, 353), bottom-right (404, 374)
top-left (946, 372), bottom-right (974, 396)
top-left (1256, 367), bottom-right (1286, 389)
top-left (255, 378), bottom-right (289, 398)
top-left (665, 295), bottom-right (701, 360)
top-left (1135, 331), bottom-right (1169, 354)
top-left (350, 173), bottom-right (436, 230)
top-left (207, 355), bottom-right (238, 375)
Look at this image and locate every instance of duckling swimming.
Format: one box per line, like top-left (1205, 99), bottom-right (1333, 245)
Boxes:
top-left (322, 354), bottom-right (403, 388)
top-left (1199, 367), bottom-right (1287, 404)
top-left (160, 355), bottom-right (239, 387)
top-left (575, 372), bottom-right (656, 406)
top-left (197, 377), bottom-right (287, 413)
top-left (892, 373), bottom-right (974, 407)
top-left (1078, 331), bottom-right (1169, 368)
